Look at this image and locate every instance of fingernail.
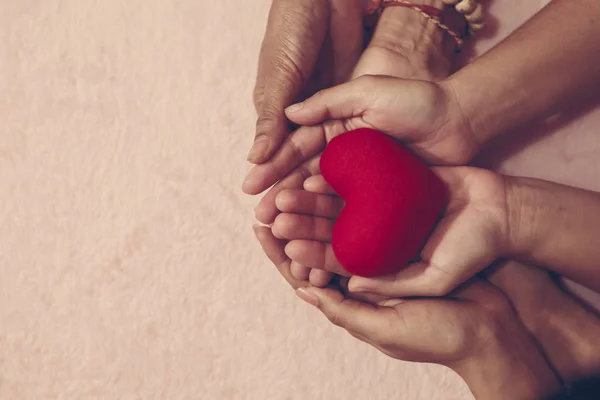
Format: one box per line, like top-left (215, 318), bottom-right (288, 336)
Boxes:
top-left (296, 288), bottom-right (319, 307)
top-left (242, 174), bottom-right (258, 193)
top-left (348, 278), bottom-right (373, 293)
top-left (247, 137), bottom-right (269, 162)
top-left (285, 102), bottom-right (304, 114)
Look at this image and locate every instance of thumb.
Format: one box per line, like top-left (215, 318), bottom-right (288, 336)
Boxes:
top-left (284, 75), bottom-right (385, 126)
top-left (348, 261), bottom-right (462, 298)
top-left (296, 287), bottom-right (396, 345)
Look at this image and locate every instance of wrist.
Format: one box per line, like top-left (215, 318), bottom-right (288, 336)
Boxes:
top-left (502, 176), bottom-right (545, 262)
top-left (451, 320), bottom-right (562, 399)
top-left (370, 2), bottom-right (463, 80)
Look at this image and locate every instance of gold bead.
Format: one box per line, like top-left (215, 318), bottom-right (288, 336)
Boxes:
top-left (466, 4), bottom-right (484, 22)
top-left (456, 0), bottom-right (477, 14)
top-left (469, 21), bottom-right (485, 31)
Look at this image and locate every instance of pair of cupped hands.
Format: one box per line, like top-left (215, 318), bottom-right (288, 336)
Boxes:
top-left (242, 1), bottom-right (579, 395)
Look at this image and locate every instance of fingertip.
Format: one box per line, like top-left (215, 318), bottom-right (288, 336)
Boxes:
top-left (284, 240), bottom-right (298, 259)
top-left (254, 204), bottom-right (277, 225)
top-left (347, 277), bottom-right (370, 293)
top-left (303, 175), bottom-right (320, 191)
top-left (290, 261), bottom-right (311, 281)
top-left (271, 215), bottom-right (285, 239)
top-left (285, 102), bottom-right (304, 115)
top-left (303, 175), bottom-right (335, 194)
top-left (252, 223), bottom-right (264, 238)
top-left (310, 269), bottom-right (333, 287)
top-left (274, 189), bottom-right (293, 212)
top-left (247, 137), bottom-right (272, 164)
top-left (242, 173), bottom-right (261, 195)
top-left (296, 287), bottom-right (319, 307)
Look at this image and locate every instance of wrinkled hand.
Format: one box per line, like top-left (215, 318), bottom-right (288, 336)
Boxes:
top-left (249, 0), bottom-right (365, 164)
top-left (272, 166), bottom-right (510, 294)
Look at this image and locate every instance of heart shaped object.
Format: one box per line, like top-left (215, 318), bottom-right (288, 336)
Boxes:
top-left (320, 128), bottom-right (447, 277)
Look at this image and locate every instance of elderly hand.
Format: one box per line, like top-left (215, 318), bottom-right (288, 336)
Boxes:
top-left (249, 0), bottom-right (365, 164)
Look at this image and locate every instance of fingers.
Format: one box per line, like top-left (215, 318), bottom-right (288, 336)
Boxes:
top-left (250, 0), bottom-right (329, 163)
top-left (348, 235), bottom-right (494, 298)
top-left (290, 260), bottom-right (311, 281)
top-left (309, 269), bottom-right (334, 287)
top-left (272, 213), bottom-right (333, 241)
top-left (348, 261), bottom-right (447, 297)
top-left (243, 125), bottom-right (326, 195)
top-left (284, 75), bottom-right (381, 126)
top-left (285, 240), bottom-right (349, 277)
top-left (296, 287), bottom-right (397, 345)
top-left (303, 175), bottom-right (336, 195)
top-left (353, 6), bottom-right (453, 80)
top-left (253, 156), bottom-right (321, 224)
top-left (253, 225), bottom-right (307, 290)
top-left (275, 189), bottom-right (343, 218)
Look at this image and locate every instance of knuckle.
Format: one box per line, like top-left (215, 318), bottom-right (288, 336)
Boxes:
top-left (252, 85), bottom-right (265, 112)
top-left (256, 106), bottom-right (282, 132)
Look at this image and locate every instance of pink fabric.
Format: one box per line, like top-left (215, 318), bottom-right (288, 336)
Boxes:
top-left (0, 0), bottom-right (596, 399)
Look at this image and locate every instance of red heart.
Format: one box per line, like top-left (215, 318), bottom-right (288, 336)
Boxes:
top-left (320, 128), bottom-right (447, 277)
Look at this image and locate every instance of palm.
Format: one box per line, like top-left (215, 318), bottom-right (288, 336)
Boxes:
top-left (271, 167), bottom-right (509, 292)
top-left (309, 278), bottom-right (512, 365)
top-left (253, 222), bottom-right (510, 364)
top-left (375, 296), bottom-right (491, 363)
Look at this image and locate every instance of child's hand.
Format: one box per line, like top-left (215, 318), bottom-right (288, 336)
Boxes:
top-left (273, 166), bottom-right (511, 296)
top-left (284, 75), bottom-right (477, 166)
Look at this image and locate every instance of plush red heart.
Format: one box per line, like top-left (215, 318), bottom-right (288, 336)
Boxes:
top-left (320, 128), bottom-right (447, 277)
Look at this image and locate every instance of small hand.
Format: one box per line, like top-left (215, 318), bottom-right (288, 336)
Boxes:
top-left (285, 74), bottom-right (477, 166)
top-left (273, 166), bottom-right (510, 294)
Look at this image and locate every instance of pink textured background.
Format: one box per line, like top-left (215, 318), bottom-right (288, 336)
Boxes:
top-left (0, 1), bottom-right (598, 399)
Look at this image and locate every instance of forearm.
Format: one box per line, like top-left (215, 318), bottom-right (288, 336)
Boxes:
top-left (445, 0), bottom-right (600, 147)
top-left (506, 176), bottom-right (600, 292)
top-left (538, 295), bottom-right (600, 383)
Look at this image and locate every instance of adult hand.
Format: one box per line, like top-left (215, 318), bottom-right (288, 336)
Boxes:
top-left (249, 0), bottom-right (365, 164)
top-left (293, 273), bottom-right (561, 399)
top-left (255, 224), bottom-right (599, 397)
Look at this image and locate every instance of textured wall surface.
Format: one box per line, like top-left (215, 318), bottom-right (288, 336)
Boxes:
top-left (0, 0), bottom-right (598, 399)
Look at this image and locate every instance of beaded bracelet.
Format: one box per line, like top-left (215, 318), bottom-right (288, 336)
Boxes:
top-left (441, 0), bottom-right (485, 33)
top-left (368, 0), bottom-right (466, 50)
